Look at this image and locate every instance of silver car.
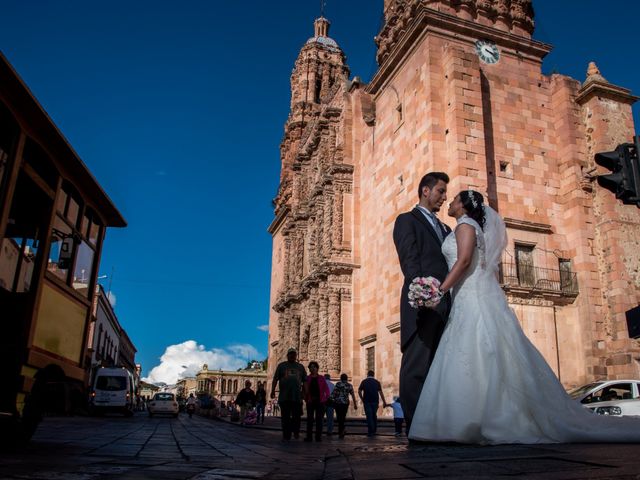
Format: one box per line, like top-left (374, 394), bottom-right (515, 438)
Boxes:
top-left (568, 379), bottom-right (640, 417)
top-left (148, 392), bottom-right (179, 418)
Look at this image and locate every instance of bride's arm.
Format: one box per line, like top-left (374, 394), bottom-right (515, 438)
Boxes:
top-left (439, 223), bottom-right (476, 294)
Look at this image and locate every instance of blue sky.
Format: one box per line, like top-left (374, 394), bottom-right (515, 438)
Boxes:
top-left (2, 1), bottom-right (639, 384)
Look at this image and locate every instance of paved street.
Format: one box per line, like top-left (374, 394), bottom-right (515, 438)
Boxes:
top-left (1, 413), bottom-right (640, 479)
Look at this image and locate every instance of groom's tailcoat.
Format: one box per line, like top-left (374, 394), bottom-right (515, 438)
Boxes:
top-left (393, 207), bottom-right (451, 428)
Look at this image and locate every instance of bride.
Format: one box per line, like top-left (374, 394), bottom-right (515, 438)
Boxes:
top-left (409, 189), bottom-right (640, 444)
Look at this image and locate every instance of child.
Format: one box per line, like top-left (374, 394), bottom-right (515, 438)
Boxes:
top-left (390, 396), bottom-right (404, 436)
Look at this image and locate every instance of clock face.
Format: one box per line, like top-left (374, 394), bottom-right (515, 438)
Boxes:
top-left (475, 39), bottom-right (500, 64)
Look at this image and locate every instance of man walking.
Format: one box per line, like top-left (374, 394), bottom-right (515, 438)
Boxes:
top-left (358, 370), bottom-right (388, 437)
top-left (323, 373), bottom-right (335, 435)
top-left (393, 172), bottom-right (451, 433)
top-left (254, 381), bottom-right (267, 424)
top-left (270, 347), bottom-right (306, 441)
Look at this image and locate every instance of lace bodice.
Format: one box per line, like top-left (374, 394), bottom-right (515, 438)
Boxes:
top-left (442, 215), bottom-right (486, 293)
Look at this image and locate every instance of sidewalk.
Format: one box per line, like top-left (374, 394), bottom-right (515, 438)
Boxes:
top-left (216, 412), bottom-right (401, 437)
top-left (3, 412), bottom-right (639, 479)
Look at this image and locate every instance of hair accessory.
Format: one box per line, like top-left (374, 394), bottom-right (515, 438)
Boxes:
top-left (467, 190), bottom-right (478, 209)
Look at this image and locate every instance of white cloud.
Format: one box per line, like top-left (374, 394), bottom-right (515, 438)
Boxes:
top-left (142, 340), bottom-right (262, 385)
top-left (257, 324), bottom-right (269, 332)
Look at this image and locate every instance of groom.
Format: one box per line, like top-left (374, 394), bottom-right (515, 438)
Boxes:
top-left (393, 172), bottom-right (452, 432)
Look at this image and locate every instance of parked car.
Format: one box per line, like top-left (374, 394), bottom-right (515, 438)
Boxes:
top-left (148, 392), bottom-right (179, 417)
top-left (89, 367), bottom-right (135, 416)
top-left (568, 380), bottom-right (640, 417)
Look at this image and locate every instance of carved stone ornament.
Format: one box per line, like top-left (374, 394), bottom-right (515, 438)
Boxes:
top-left (376, 0), bottom-right (535, 64)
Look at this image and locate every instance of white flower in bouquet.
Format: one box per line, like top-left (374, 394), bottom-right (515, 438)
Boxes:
top-left (408, 276), bottom-right (442, 309)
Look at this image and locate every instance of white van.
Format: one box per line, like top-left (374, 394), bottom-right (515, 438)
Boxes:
top-left (90, 367), bottom-right (135, 416)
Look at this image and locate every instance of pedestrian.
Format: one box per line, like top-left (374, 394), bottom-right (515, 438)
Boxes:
top-left (330, 373), bottom-right (358, 439)
top-left (266, 401), bottom-right (272, 417)
top-left (323, 373), bottom-right (335, 436)
top-left (235, 380), bottom-right (256, 425)
top-left (270, 347), bottom-right (306, 442)
top-left (358, 370), bottom-right (388, 437)
top-left (389, 396), bottom-right (404, 437)
top-left (186, 393), bottom-right (197, 418)
top-left (303, 361), bottom-right (330, 442)
top-left (255, 381), bottom-right (267, 424)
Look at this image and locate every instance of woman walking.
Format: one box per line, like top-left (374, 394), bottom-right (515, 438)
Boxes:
top-left (303, 361), bottom-right (330, 442)
top-left (330, 373), bottom-right (358, 439)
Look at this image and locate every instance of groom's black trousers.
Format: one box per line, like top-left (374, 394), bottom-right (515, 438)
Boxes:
top-left (400, 314), bottom-right (447, 433)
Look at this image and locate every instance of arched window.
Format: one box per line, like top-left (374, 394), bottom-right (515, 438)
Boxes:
top-left (221, 379), bottom-right (226, 394)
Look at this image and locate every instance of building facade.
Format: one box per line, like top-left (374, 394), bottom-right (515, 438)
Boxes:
top-left (268, 0), bottom-right (640, 398)
top-left (118, 328), bottom-right (137, 379)
top-left (195, 364), bottom-right (267, 405)
top-left (87, 285), bottom-right (121, 373)
top-left (86, 285), bottom-right (138, 392)
top-left (175, 377), bottom-right (198, 399)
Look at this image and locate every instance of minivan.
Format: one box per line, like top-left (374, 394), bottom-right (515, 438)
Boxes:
top-left (89, 367), bottom-right (135, 416)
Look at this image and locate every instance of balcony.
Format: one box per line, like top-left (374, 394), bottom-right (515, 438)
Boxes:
top-left (499, 262), bottom-right (579, 305)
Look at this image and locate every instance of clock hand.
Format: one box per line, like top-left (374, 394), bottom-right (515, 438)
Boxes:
top-left (482, 46), bottom-right (497, 59)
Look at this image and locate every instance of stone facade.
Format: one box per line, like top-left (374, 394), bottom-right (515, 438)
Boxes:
top-left (195, 364), bottom-right (267, 405)
top-left (268, 0), bottom-right (640, 398)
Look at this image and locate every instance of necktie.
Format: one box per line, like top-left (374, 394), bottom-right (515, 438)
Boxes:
top-left (427, 211), bottom-right (443, 243)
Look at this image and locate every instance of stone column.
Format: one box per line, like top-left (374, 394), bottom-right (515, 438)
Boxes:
top-left (291, 314), bottom-right (301, 355)
top-left (332, 186), bottom-right (344, 249)
top-left (318, 292), bottom-right (329, 371)
top-left (308, 293), bottom-right (320, 363)
top-left (282, 311), bottom-right (293, 356)
top-left (323, 193), bottom-right (333, 254)
top-left (300, 322), bottom-right (310, 363)
top-left (327, 288), bottom-right (341, 376)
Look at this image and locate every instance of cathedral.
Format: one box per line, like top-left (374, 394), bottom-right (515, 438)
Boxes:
top-left (267, 0), bottom-right (640, 394)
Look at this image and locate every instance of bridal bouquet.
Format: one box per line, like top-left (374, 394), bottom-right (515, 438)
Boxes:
top-left (408, 276), bottom-right (443, 309)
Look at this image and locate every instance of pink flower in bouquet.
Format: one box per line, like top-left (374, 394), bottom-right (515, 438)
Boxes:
top-left (408, 276), bottom-right (442, 309)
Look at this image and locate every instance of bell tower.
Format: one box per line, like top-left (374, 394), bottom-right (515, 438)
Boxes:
top-left (284, 17), bottom-right (349, 157)
top-left (275, 14), bottom-right (350, 243)
top-left (269, 15), bottom-right (354, 378)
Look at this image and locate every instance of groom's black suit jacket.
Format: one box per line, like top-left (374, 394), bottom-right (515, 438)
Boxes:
top-left (393, 207), bottom-right (451, 351)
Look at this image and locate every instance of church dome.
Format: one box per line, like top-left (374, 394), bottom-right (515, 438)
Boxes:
top-left (305, 17), bottom-right (341, 52)
top-left (305, 35), bottom-right (340, 51)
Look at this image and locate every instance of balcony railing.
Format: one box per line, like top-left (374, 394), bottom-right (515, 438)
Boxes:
top-left (499, 262), bottom-right (579, 299)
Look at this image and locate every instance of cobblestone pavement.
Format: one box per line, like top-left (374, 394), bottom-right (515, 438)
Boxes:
top-left (1, 412), bottom-right (639, 479)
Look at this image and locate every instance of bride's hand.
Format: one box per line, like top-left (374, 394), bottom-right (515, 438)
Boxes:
top-left (429, 289), bottom-right (444, 308)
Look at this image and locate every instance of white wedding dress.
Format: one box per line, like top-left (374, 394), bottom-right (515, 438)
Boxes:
top-left (409, 208), bottom-right (640, 444)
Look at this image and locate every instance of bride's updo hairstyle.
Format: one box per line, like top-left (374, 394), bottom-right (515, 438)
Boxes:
top-left (460, 190), bottom-right (486, 230)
